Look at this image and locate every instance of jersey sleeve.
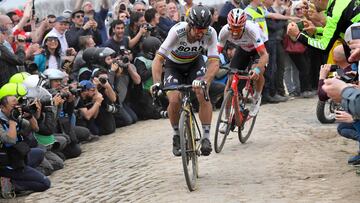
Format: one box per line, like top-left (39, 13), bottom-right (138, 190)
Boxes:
top-left (247, 23), bottom-right (265, 52)
top-left (217, 25), bottom-right (228, 53)
top-left (297, 0), bottom-right (350, 51)
top-left (207, 27), bottom-right (220, 61)
top-left (157, 25), bottom-right (178, 58)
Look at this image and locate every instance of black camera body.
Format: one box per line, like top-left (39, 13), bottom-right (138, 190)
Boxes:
top-left (328, 65), bottom-right (357, 83)
top-left (143, 24), bottom-right (155, 32)
top-left (99, 77), bottom-right (108, 85)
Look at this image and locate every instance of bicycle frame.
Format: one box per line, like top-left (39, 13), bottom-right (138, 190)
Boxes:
top-left (181, 92), bottom-right (202, 154)
top-left (227, 72), bottom-right (254, 127)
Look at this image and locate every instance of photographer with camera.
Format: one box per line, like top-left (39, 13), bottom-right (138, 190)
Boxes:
top-left (0, 83), bottom-right (50, 195)
top-left (76, 80), bottom-right (104, 136)
top-left (144, 8), bottom-right (164, 42)
top-left (43, 69), bottom-right (84, 159)
top-left (126, 12), bottom-right (148, 57)
top-left (111, 50), bottom-right (141, 127)
top-left (317, 44), bottom-right (360, 165)
top-left (91, 68), bottom-right (117, 135)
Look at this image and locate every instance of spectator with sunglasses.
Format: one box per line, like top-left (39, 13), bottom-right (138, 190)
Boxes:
top-left (33, 33), bottom-right (62, 73)
top-left (65, 10), bottom-right (102, 52)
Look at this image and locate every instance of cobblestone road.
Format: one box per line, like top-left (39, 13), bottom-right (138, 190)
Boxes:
top-left (7, 98), bottom-right (360, 202)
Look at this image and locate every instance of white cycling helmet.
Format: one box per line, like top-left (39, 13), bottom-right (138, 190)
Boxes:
top-left (43, 69), bottom-right (66, 80)
top-left (23, 74), bottom-right (46, 88)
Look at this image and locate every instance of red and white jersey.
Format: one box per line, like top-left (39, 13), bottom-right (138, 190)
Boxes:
top-left (218, 21), bottom-right (268, 52)
top-left (157, 22), bottom-right (219, 64)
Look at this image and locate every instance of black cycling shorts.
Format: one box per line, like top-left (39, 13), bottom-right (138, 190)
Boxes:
top-left (230, 46), bottom-right (259, 70)
top-left (163, 56), bottom-right (206, 88)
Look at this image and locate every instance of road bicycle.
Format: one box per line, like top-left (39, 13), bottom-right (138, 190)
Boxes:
top-left (160, 83), bottom-right (209, 191)
top-left (214, 67), bottom-right (257, 153)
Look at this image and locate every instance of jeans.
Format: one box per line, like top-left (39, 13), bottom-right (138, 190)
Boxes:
top-left (337, 122), bottom-right (360, 150)
top-left (288, 53), bottom-right (311, 92)
top-left (284, 61), bottom-right (300, 94)
top-left (114, 103), bottom-right (138, 127)
top-left (264, 40), bottom-right (287, 96)
top-left (0, 148), bottom-right (51, 192)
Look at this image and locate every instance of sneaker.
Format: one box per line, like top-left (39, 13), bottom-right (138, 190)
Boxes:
top-left (288, 92), bottom-right (300, 98)
top-left (200, 138), bottom-right (212, 156)
top-left (172, 135), bottom-right (181, 156)
top-left (348, 154), bottom-right (360, 165)
top-left (249, 96), bottom-right (261, 117)
top-left (272, 94), bottom-right (288, 102)
top-left (262, 95), bottom-right (280, 104)
top-left (219, 123), bottom-right (228, 134)
top-left (0, 177), bottom-right (15, 199)
top-left (301, 91), bottom-right (314, 98)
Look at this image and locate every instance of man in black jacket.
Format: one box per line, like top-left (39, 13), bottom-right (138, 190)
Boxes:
top-left (65, 10), bottom-right (102, 52)
top-left (0, 25), bottom-right (24, 87)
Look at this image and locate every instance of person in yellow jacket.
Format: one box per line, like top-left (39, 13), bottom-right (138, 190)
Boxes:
top-left (245, 0), bottom-right (299, 38)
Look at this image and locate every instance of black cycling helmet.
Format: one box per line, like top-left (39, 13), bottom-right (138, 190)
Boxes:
top-left (142, 36), bottom-right (161, 60)
top-left (187, 5), bottom-right (212, 29)
top-left (83, 47), bottom-right (116, 64)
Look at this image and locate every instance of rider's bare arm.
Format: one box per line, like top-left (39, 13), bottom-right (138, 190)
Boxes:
top-left (255, 47), bottom-right (269, 73)
top-left (152, 54), bottom-right (165, 84)
top-left (204, 59), bottom-right (220, 84)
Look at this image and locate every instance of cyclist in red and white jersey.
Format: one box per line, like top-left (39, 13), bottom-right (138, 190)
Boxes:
top-left (218, 8), bottom-right (269, 117)
top-left (151, 5), bottom-right (220, 156)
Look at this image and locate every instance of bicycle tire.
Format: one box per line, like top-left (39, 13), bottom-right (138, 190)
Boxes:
top-left (214, 90), bottom-right (233, 153)
top-left (238, 84), bottom-right (257, 144)
top-left (316, 100), bottom-right (336, 124)
top-left (179, 110), bottom-right (198, 191)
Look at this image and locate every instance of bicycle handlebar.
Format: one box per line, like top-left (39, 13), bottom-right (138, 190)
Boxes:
top-left (162, 83), bottom-right (210, 102)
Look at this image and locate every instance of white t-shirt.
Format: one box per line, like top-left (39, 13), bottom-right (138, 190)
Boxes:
top-left (157, 22), bottom-right (219, 64)
top-left (48, 55), bottom-right (58, 69)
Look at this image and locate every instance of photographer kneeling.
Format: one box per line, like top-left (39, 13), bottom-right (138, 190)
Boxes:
top-left (43, 69), bottom-right (83, 159)
top-left (91, 68), bottom-right (117, 135)
top-left (0, 84), bottom-right (50, 195)
top-left (318, 45), bottom-right (360, 165)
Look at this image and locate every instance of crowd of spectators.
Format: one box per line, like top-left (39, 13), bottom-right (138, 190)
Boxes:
top-left (1, 0), bottom-right (360, 198)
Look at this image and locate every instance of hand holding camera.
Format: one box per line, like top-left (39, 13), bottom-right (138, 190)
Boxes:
top-left (94, 92), bottom-right (104, 105)
top-left (335, 110), bottom-right (354, 123)
top-left (53, 93), bottom-right (65, 106)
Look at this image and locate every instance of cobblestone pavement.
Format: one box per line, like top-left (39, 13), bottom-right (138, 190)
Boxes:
top-left (7, 98), bottom-right (360, 202)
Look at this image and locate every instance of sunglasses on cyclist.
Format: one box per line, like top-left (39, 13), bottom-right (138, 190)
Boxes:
top-left (193, 27), bottom-right (208, 34)
top-left (228, 25), bottom-right (244, 33)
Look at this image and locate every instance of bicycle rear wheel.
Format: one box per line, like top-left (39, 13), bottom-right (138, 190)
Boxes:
top-left (214, 90), bottom-right (233, 153)
top-left (238, 84), bottom-right (257, 144)
top-left (179, 110), bottom-right (198, 191)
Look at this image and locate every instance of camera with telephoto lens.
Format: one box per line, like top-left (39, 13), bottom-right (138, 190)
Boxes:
top-left (115, 46), bottom-right (130, 68)
top-left (99, 77), bottom-right (108, 85)
top-left (106, 103), bottom-right (119, 113)
top-left (143, 23), bottom-right (155, 32)
top-left (19, 98), bottom-right (38, 115)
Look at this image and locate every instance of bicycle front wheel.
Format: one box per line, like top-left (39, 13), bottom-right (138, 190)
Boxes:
top-left (214, 90), bottom-right (233, 153)
top-left (238, 84), bottom-right (257, 144)
top-left (179, 110), bottom-right (198, 191)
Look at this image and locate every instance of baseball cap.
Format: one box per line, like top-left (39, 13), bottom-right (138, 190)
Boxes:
top-left (62, 9), bottom-right (73, 19)
top-left (55, 16), bottom-right (69, 23)
top-left (78, 67), bottom-right (92, 82)
top-left (71, 10), bottom-right (85, 18)
top-left (79, 80), bottom-right (95, 90)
